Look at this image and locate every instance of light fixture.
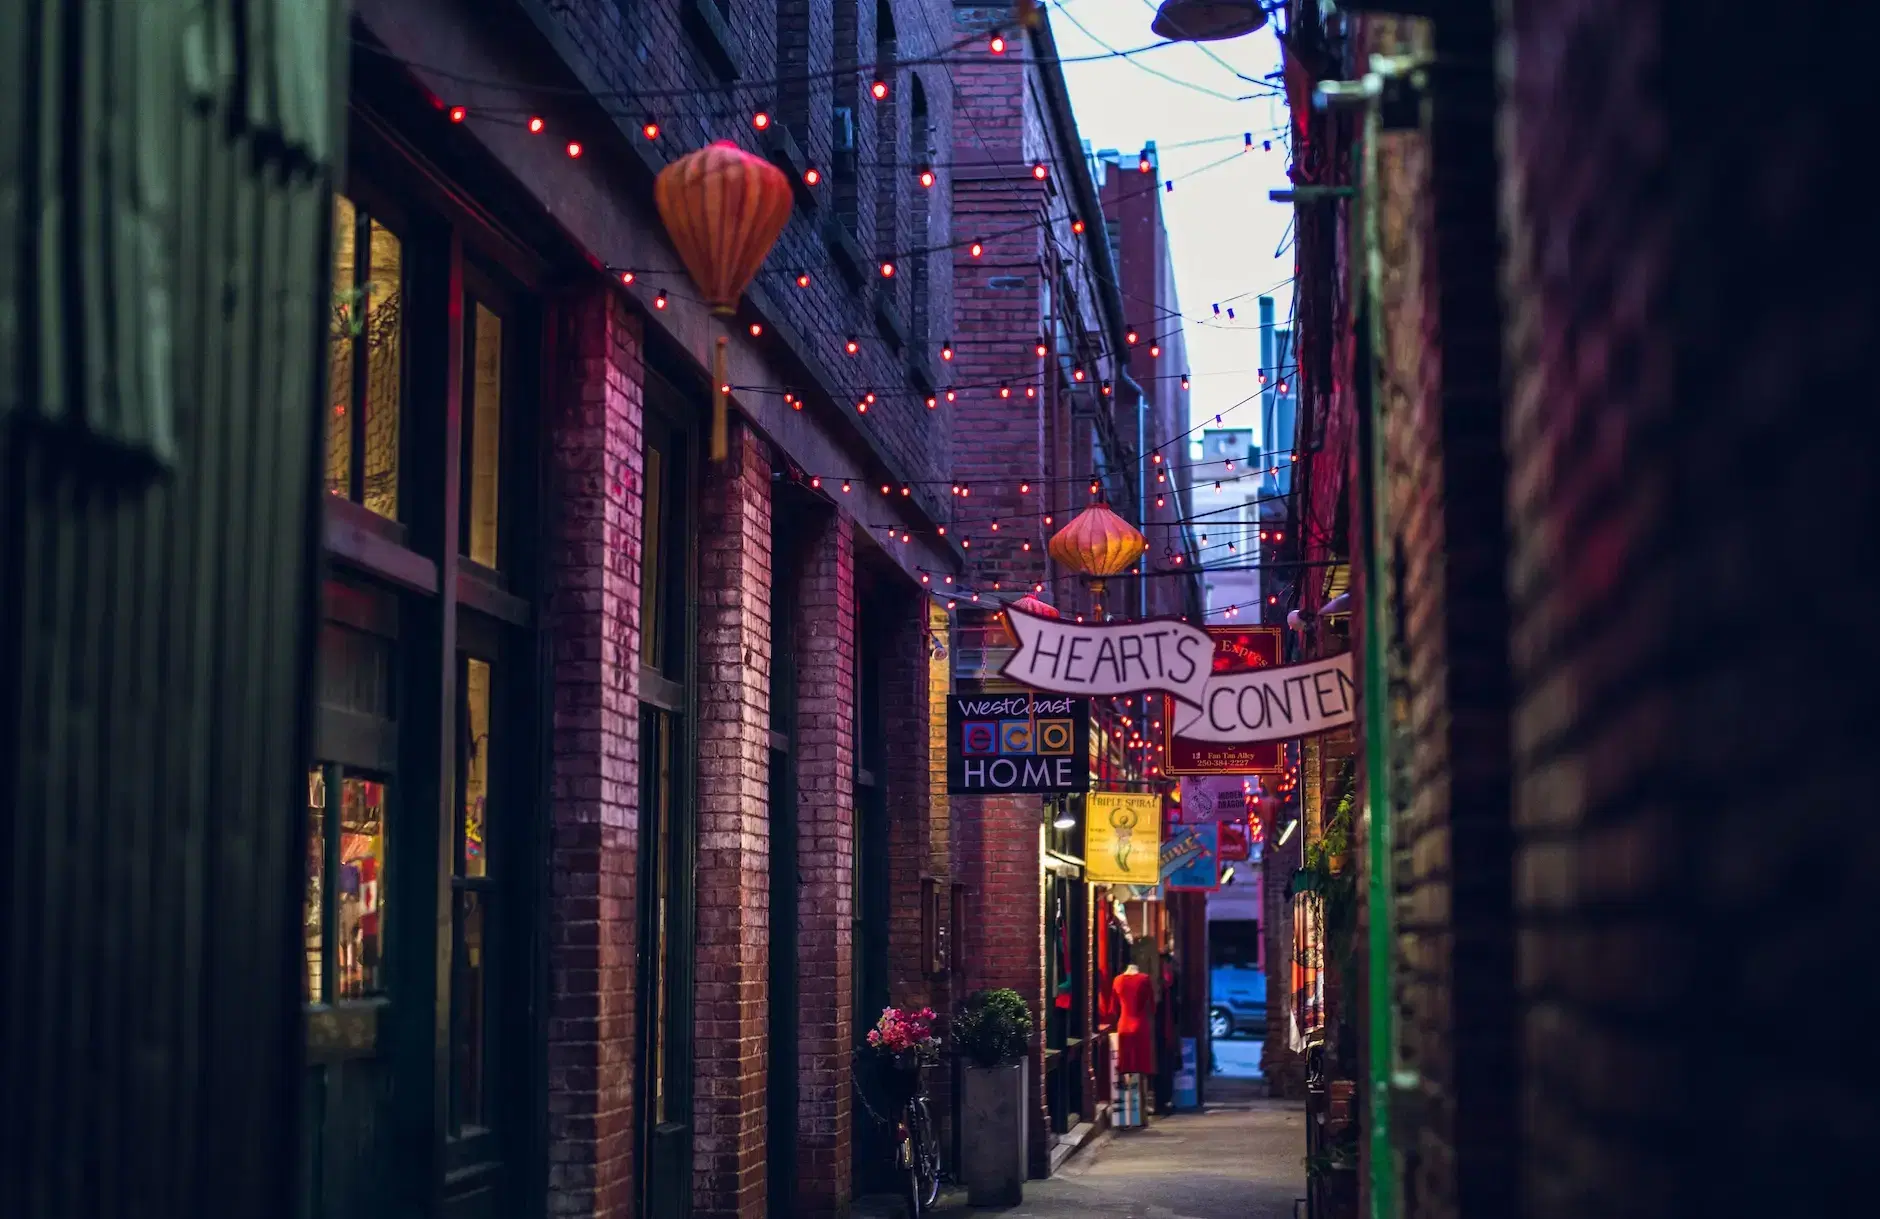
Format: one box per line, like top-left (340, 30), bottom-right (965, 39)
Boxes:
top-left (1220, 865), bottom-right (1236, 885)
top-left (1278, 818), bottom-right (1299, 846)
top-left (1052, 808), bottom-right (1077, 830)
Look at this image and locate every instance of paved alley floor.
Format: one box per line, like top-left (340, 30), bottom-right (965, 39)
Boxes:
top-left (934, 1078), bottom-right (1305, 1219)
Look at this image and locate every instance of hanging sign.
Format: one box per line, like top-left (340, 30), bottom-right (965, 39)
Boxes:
top-left (1001, 607), bottom-right (1214, 708)
top-left (1165, 626), bottom-right (1287, 775)
top-left (1172, 652), bottom-right (1356, 744)
top-left (1177, 775), bottom-right (1252, 824)
top-left (1084, 792), bottom-right (1163, 885)
top-left (946, 692), bottom-right (1091, 794)
top-left (1218, 820), bottom-right (1251, 862)
top-left (1161, 822), bottom-right (1221, 891)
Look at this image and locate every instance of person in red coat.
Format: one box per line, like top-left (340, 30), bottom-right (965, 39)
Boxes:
top-left (1112, 963), bottom-right (1156, 1077)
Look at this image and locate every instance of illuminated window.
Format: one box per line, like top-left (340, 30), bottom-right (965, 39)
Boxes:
top-left (326, 193), bottom-right (404, 520)
top-left (464, 303), bottom-right (504, 567)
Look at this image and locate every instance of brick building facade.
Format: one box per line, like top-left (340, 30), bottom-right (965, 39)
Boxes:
top-left (1274, 1), bottom-right (1880, 1217)
top-left (943, 3), bottom-right (1203, 1182)
top-left (305, 1), bottom-right (972, 1216)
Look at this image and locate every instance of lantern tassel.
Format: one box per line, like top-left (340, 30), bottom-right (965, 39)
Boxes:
top-left (711, 336), bottom-right (729, 462)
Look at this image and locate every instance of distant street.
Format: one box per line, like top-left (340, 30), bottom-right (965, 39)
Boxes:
top-left (1211, 1037), bottom-right (1264, 1080)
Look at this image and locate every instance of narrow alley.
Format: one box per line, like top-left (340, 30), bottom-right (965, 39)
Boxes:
top-left (7, 3), bottom-right (1879, 1219)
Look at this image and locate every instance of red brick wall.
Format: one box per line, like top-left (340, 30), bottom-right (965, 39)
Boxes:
top-left (546, 289), bottom-right (646, 1219)
top-left (792, 510), bottom-right (858, 1217)
top-left (692, 423), bottom-right (776, 1219)
top-left (529, 0), bottom-right (957, 500)
top-left (1498, 2), bottom-right (1880, 1216)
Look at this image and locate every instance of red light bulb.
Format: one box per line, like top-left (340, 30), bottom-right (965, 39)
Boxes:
top-left (753, 112), bottom-right (771, 129)
top-left (449, 105), bottom-right (467, 123)
top-left (804, 167), bottom-right (821, 185)
top-left (566, 141), bottom-right (584, 158)
top-left (871, 80), bottom-right (889, 100)
top-left (528, 116), bottom-right (545, 133)
top-left (642, 121), bottom-right (660, 140)
top-left (990, 32), bottom-right (1006, 54)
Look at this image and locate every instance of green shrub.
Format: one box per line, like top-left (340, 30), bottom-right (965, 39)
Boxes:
top-left (952, 988), bottom-right (1032, 1068)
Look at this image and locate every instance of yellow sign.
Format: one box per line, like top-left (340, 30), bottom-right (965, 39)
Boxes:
top-left (1084, 793), bottom-right (1163, 885)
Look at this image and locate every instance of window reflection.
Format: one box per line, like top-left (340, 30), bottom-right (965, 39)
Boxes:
top-left (363, 220), bottom-right (403, 520)
top-left (452, 889), bottom-right (488, 1130)
top-left (306, 768), bottom-right (327, 1004)
top-left (467, 304), bottom-right (503, 568)
top-left (463, 658), bottom-right (491, 878)
top-left (326, 197), bottom-right (357, 499)
top-left (337, 777), bottom-right (388, 999)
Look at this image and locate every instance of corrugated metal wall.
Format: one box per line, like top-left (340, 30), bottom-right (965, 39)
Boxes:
top-left (0, 2), bottom-right (345, 1215)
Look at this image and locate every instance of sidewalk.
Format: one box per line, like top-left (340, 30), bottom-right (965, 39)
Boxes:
top-left (934, 1078), bottom-right (1306, 1219)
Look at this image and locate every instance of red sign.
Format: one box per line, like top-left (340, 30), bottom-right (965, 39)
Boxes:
top-left (1162, 625), bottom-right (1285, 775)
top-left (1217, 819), bottom-right (1251, 861)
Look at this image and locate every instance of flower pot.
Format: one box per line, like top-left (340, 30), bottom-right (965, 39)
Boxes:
top-left (960, 1061), bottom-right (1027, 1205)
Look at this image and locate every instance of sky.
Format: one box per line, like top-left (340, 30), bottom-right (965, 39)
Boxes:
top-left (1053, 1), bottom-right (1295, 446)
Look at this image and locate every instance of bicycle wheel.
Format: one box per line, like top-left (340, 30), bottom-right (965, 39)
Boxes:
top-left (910, 1095), bottom-right (941, 1211)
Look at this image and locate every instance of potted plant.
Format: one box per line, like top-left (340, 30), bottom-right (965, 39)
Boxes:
top-left (952, 988), bottom-right (1033, 1205)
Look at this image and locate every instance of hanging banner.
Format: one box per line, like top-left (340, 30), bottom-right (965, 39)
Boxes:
top-left (1172, 651), bottom-right (1356, 744)
top-left (1084, 792), bottom-right (1163, 885)
top-left (1002, 607), bottom-right (1214, 708)
top-left (1165, 626), bottom-right (1286, 775)
top-left (1161, 822), bottom-right (1221, 891)
top-left (947, 693), bottom-right (1091, 794)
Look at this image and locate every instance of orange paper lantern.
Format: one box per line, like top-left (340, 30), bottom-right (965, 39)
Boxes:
top-left (654, 141), bottom-right (793, 315)
top-left (1048, 503), bottom-right (1147, 617)
top-left (654, 142), bottom-right (794, 460)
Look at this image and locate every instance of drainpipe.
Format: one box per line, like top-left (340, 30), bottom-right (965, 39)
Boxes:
top-left (1320, 53), bottom-right (1425, 1219)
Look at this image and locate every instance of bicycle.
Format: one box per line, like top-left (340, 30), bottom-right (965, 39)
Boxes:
top-left (856, 1051), bottom-right (943, 1217)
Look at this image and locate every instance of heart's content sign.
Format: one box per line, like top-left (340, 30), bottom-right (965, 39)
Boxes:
top-left (1085, 792), bottom-right (1163, 885)
top-left (1172, 652), bottom-right (1356, 743)
top-left (946, 693), bottom-right (1091, 795)
top-left (1001, 608), bottom-right (1215, 708)
top-left (1165, 626), bottom-right (1286, 775)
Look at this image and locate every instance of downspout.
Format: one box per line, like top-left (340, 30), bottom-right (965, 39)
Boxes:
top-left (1352, 65), bottom-right (1401, 1219)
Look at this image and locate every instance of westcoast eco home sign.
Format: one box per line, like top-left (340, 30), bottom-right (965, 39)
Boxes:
top-left (945, 692), bottom-right (1092, 795)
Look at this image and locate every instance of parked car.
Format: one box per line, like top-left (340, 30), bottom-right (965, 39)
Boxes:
top-left (1209, 964), bottom-right (1267, 1039)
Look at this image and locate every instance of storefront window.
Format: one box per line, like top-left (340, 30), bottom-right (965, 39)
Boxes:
top-left (462, 658), bottom-right (491, 878)
top-left (305, 768), bottom-right (327, 1004)
top-left (452, 656), bottom-right (497, 1132)
top-left (464, 303), bottom-right (503, 568)
top-left (336, 777), bottom-right (389, 999)
top-left (325, 192), bottom-right (404, 520)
